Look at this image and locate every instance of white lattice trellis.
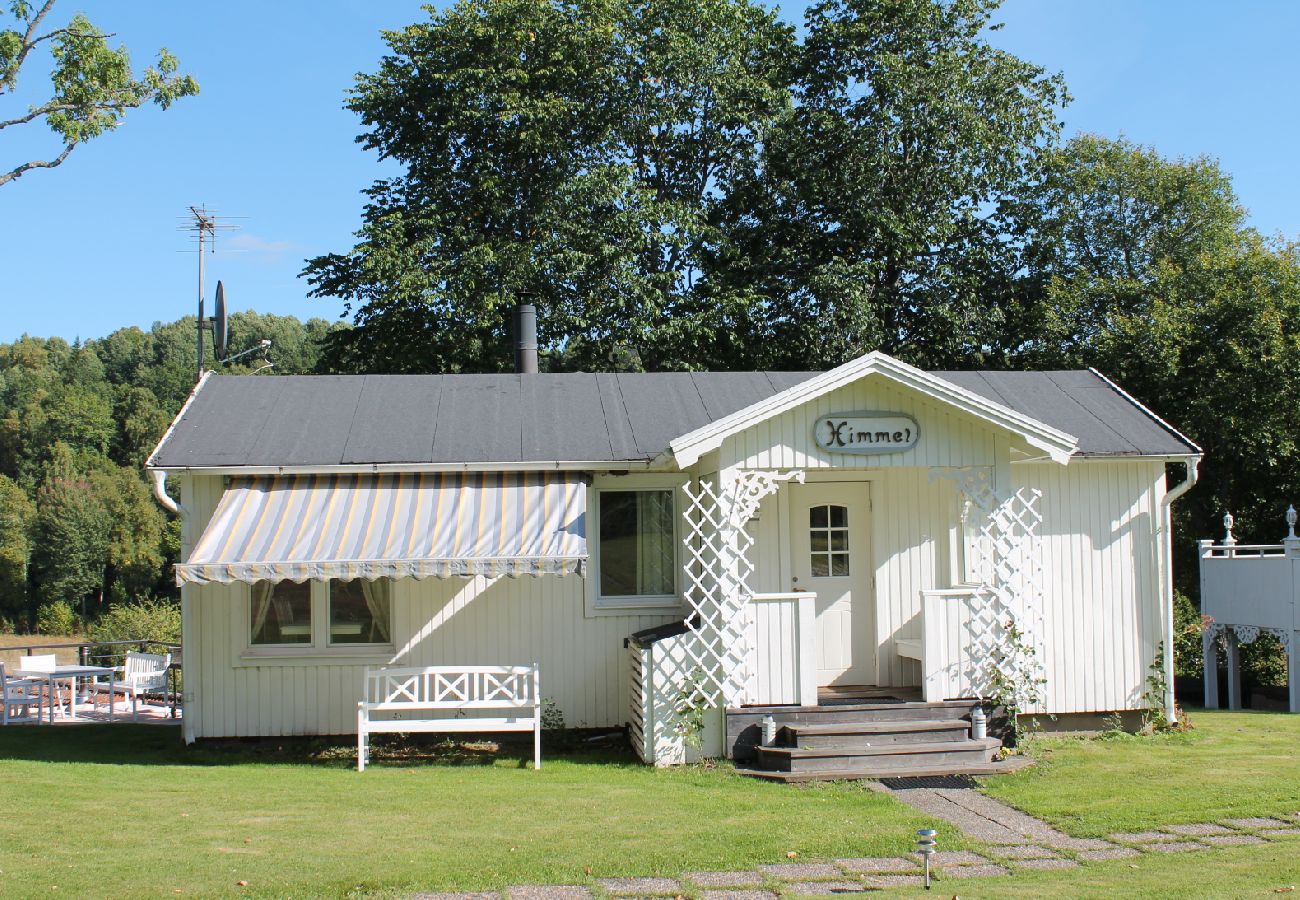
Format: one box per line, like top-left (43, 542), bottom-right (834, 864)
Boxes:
top-left (932, 468), bottom-right (1047, 706)
top-left (678, 470), bottom-right (805, 706)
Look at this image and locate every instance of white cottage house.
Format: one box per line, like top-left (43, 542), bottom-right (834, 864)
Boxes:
top-left (147, 350), bottom-right (1199, 773)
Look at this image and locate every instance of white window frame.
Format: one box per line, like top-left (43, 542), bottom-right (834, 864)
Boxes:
top-left (236, 578), bottom-right (396, 665)
top-left (586, 473), bottom-right (687, 617)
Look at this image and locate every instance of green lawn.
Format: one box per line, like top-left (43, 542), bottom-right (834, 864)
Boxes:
top-left (983, 708), bottom-right (1300, 837)
top-left (2, 710), bottom-right (1299, 899)
top-left (0, 727), bottom-right (955, 899)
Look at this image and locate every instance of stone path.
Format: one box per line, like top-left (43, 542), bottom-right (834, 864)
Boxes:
top-left (411, 810), bottom-right (1300, 898)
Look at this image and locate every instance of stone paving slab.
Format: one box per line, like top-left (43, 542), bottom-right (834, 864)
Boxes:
top-left (993, 845), bottom-right (1059, 860)
top-left (1110, 831), bottom-right (1172, 843)
top-left (938, 864), bottom-right (1009, 879)
top-left (834, 857), bottom-right (918, 874)
top-left (700, 891), bottom-right (778, 900)
top-left (1144, 841), bottom-right (1209, 854)
top-left (414, 893), bottom-right (499, 900)
top-left (1040, 836), bottom-right (1114, 851)
top-left (1012, 858), bottom-right (1080, 870)
top-left (912, 850), bottom-right (988, 866)
top-left (757, 863), bottom-right (842, 880)
top-left (865, 875), bottom-right (926, 888)
top-left (1163, 822), bottom-right (1233, 836)
top-left (506, 888), bottom-right (592, 900)
top-left (783, 881), bottom-right (869, 895)
top-left (1076, 847), bottom-right (1140, 862)
top-left (597, 878), bottom-right (681, 895)
top-left (1223, 817), bottom-right (1288, 830)
top-left (1262, 828), bottom-right (1300, 837)
top-left (685, 872), bottom-right (765, 887)
top-left (1202, 834), bottom-right (1266, 847)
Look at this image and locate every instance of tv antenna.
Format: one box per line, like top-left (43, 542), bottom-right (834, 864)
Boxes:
top-left (183, 205), bottom-right (236, 382)
top-left (180, 206), bottom-right (271, 380)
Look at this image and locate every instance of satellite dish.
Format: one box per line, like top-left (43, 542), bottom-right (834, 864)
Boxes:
top-left (213, 280), bottom-right (229, 360)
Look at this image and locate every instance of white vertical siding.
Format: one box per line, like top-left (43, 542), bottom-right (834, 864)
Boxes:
top-left (1015, 460), bottom-right (1166, 714)
top-left (179, 474), bottom-right (679, 739)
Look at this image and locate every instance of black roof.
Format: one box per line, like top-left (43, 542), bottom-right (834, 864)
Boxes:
top-left (148, 369), bottom-right (1197, 469)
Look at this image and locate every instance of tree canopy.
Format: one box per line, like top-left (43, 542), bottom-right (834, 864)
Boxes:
top-left (0, 312), bottom-right (341, 629)
top-left (0, 0), bottom-right (198, 186)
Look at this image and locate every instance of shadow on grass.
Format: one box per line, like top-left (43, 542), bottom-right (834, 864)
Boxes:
top-left (0, 724), bottom-right (642, 770)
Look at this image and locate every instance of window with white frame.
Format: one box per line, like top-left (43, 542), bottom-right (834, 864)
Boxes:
top-left (249, 578), bottom-right (393, 649)
top-left (595, 487), bottom-right (677, 608)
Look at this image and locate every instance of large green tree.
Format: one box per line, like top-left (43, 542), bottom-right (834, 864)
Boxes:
top-left (0, 0), bottom-right (198, 186)
top-left (304, 0), bottom-right (794, 373)
top-left (701, 0), bottom-right (1067, 370)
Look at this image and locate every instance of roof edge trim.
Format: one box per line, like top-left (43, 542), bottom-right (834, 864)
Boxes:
top-left (144, 370), bottom-right (213, 470)
top-left (147, 459), bottom-right (655, 476)
top-left (668, 351), bottom-right (1079, 467)
top-left (1086, 367), bottom-right (1202, 455)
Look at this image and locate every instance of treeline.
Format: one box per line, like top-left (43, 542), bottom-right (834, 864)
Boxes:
top-left (0, 312), bottom-right (343, 632)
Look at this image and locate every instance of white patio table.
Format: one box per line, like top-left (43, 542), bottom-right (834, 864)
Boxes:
top-left (13, 665), bottom-right (116, 724)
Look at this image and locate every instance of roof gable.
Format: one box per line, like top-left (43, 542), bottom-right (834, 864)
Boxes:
top-left (668, 352), bottom-right (1079, 468)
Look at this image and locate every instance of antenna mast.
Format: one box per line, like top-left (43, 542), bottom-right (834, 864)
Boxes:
top-left (183, 205), bottom-right (236, 383)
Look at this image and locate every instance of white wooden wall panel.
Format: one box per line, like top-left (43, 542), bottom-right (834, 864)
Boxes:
top-left (180, 474), bottom-right (679, 739)
top-left (1015, 461), bottom-right (1166, 714)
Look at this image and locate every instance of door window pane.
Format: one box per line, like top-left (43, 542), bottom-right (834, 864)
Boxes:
top-left (250, 580), bottom-right (311, 644)
top-left (329, 579), bottom-right (392, 644)
top-left (808, 504), bottom-right (850, 577)
top-left (600, 490), bottom-right (675, 597)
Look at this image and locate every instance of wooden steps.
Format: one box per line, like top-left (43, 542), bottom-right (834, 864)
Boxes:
top-left (728, 694), bottom-right (1005, 781)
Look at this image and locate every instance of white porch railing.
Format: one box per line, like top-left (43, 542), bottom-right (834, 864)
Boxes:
top-left (744, 592), bottom-right (817, 707)
top-left (1198, 509), bottom-right (1300, 713)
top-left (916, 585), bottom-right (993, 702)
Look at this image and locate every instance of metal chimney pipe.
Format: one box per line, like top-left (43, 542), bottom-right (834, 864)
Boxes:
top-left (514, 302), bottom-right (538, 374)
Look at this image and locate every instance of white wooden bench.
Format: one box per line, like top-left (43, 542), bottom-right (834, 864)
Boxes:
top-left (357, 664), bottom-right (541, 772)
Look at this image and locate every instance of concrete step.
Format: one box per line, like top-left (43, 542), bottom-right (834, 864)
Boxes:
top-left (736, 758), bottom-right (1024, 783)
top-left (727, 699), bottom-right (983, 760)
top-left (753, 737), bottom-right (1001, 774)
top-left (782, 719), bottom-right (972, 749)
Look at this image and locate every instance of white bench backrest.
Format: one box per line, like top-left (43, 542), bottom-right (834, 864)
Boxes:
top-left (125, 651), bottom-right (171, 688)
top-left (364, 665), bottom-right (539, 709)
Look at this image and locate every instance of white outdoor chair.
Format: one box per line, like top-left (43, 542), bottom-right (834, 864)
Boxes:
top-left (95, 651), bottom-right (171, 720)
top-left (19, 654), bottom-right (64, 717)
top-left (1, 661), bottom-right (44, 724)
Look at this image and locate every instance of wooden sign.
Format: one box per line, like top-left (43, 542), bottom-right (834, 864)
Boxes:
top-left (813, 413), bottom-right (919, 454)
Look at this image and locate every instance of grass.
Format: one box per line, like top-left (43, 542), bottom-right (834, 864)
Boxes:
top-left (0, 727), bottom-right (957, 899)
top-left (0, 632), bottom-right (82, 669)
top-left (2, 709), bottom-right (1299, 898)
top-left (983, 708), bottom-right (1300, 837)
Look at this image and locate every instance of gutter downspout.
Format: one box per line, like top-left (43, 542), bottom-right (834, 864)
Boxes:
top-left (1161, 455), bottom-right (1200, 724)
top-left (150, 469), bottom-right (184, 518)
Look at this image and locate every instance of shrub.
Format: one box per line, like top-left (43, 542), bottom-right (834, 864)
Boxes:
top-left (35, 600), bottom-right (77, 635)
top-left (88, 597), bottom-right (180, 656)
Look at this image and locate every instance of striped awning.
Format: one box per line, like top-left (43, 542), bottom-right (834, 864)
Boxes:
top-left (175, 472), bottom-right (588, 586)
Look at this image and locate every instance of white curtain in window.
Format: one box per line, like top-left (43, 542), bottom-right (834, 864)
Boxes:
top-left (636, 490), bottom-right (675, 596)
top-left (250, 581), bottom-right (274, 639)
top-left (360, 579), bottom-right (392, 643)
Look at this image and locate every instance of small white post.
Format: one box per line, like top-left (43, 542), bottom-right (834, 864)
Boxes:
top-left (1225, 630), bottom-right (1243, 710)
top-left (1288, 634), bottom-right (1300, 715)
top-left (1222, 511), bottom-right (1237, 555)
top-left (533, 664), bottom-right (542, 770)
top-left (1202, 629), bottom-right (1220, 710)
top-left (1284, 506), bottom-right (1300, 557)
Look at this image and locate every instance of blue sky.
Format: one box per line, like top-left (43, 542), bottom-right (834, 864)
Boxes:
top-left (3, 1), bottom-right (1298, 343)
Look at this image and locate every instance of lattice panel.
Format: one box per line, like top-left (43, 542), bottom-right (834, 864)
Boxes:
top-left (964, 487), bottom-right (1047, 708)
top-left (679, 470), bottom-right (804, 706)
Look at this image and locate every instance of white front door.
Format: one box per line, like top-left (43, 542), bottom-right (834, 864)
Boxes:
top-left (789, 481), bottom-right (873, 686)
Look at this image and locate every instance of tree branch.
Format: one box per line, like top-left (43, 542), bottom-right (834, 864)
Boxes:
top-left (0, 0), bottom-right (59, 94)
top-left (0, 141), bottom-right (76, 186)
